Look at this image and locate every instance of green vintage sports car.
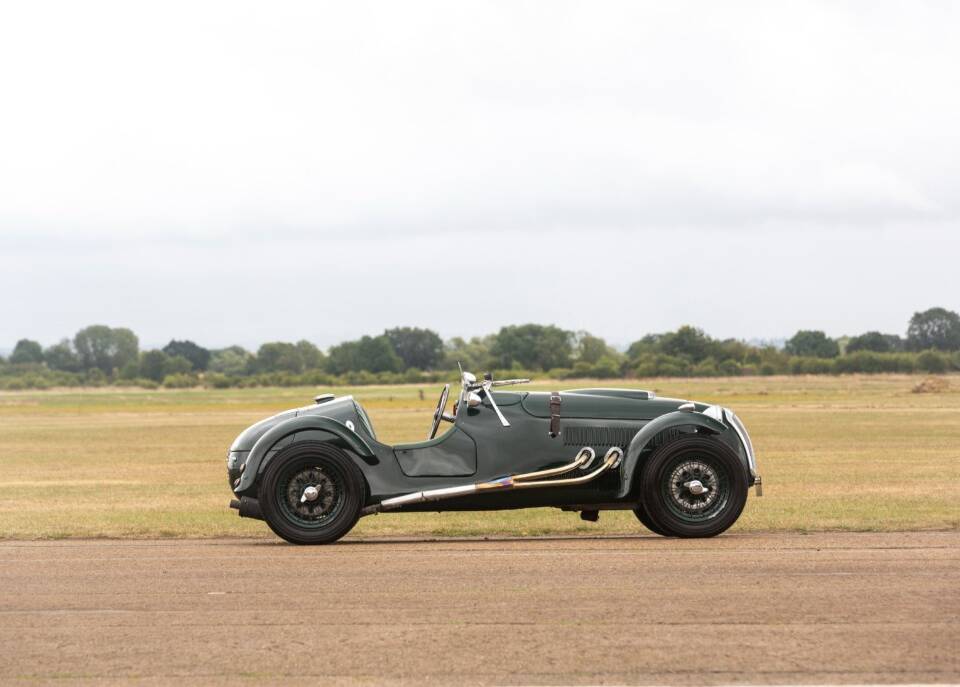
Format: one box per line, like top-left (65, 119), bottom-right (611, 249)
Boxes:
top-left (227, 368), bottom-right (761, 544)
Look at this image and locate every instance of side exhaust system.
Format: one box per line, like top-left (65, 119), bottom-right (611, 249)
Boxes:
top-left (363, 446), bottom-right (622, 515)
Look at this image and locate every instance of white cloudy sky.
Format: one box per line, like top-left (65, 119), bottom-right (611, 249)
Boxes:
top-left (1, 1), bottom-right (957, 351)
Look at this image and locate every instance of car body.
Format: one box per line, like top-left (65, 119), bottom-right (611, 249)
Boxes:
top-left (227, 370), bottom-right (761, 543)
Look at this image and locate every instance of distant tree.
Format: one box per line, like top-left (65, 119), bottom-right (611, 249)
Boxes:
top-left (846, 331), bottom-right (902, 353)
top-left (384, 327), bottom-right (443, 370)
top-left (356, 335), bottom-right (403, 373)
top-left (209, 346), bottom-right (253, 376)
top-left (906, 307), bottom-right (960, 351)
top-left (575, 333), bottom-right (612, 365)
top-left (625, 334), bottom-right (663, 360)
top-left (490, 324), bottom-right (573, 371)
top-left (295, 340), bottom-right (326, 370)
top-left (784, 330), bottom-right (839, 358)
top-left (716, 338), bottom-right (751, 362)
top-left (659, 326), bottom-right (716, 362)
top-left (328, 336), bottom-right (402, 374)
top-left (164, 355), bottom-right (193, 375)
top-left (162, 340), bottom-right (211, 371)
top-left (326, 340), bottom-right (360, 375)
top-left (139, 350), bottom-right (171, 382)
top-left (255, 342), bottom-right (306, 374)
top-left (73, 325), bottom-right (139, 374)
top-left (441, 336), bottom-right (494, 372)
top-left (9, 339), bottom-right (44, 365)
top-left (43, 339), bottom-right (81, 372)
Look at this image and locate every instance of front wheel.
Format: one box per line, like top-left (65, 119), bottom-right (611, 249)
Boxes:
top-left (633, 502), bottom-right (670, 536)
top-left (639, 436), bottom-right (748, 538)
top-left (259, 442), bottom-right (365, 545)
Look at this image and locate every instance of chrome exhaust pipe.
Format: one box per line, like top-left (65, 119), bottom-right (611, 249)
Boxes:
top-left (367, 446), bottom-right (622, 514)
top-left (514, 447), bottom-right (622, 489)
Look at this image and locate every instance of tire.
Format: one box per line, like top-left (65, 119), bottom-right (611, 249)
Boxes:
top-left (639, 436), bottom-right (748, 538)
top-left (259, 441), bottom-right (365, 545)
top-left (633, 502), bottom-right (670, 536)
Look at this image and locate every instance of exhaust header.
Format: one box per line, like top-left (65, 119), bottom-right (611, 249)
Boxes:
top-left (365, 446), bottom-right (622, 515)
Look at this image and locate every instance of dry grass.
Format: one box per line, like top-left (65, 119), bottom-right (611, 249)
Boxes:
top-left (0, 375), bottom-right (957, 539)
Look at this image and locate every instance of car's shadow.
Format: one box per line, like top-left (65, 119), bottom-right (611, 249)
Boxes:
top-left (241, 533), bottom-right (676, 546)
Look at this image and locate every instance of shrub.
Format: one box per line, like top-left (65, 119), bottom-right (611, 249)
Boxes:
top-left (591, 355), bottom-right (623, 378)
top-left (203, 372), bottom-right (231, 389)
top-left (692, 357), bottom-right (719, 377)
top-left (162, 373), bottom-right (198, 388)
top-left (789, 357), bottom-right (834, 375)
top-left (132, 378), bottom-right (160, 389)
top-left (718, 359), bottom-right (742, 376)
top-left (633, 354), bottom-right (691, 377)
top-left (916, 350), bottom-right (949, 374)
top-left (85, 369), bottom-right (109, 387)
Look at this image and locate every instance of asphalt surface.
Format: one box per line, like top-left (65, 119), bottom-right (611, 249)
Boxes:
top-left (1, 531), bottom-right (958, 686)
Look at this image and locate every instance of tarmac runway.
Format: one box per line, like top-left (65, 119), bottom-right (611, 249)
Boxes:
top-left (1, 531), bottom-right (958, 685)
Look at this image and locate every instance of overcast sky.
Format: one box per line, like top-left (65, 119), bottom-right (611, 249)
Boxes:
top-left (1, 1), bottom-right (957, 352)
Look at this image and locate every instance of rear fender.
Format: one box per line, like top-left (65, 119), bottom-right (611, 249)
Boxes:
top-left (235, 415), bottom-right (375, 493)
top-left (617, 411), bottom-right (727, 498)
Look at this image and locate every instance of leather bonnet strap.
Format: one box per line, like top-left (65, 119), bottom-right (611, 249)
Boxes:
top-left (549, 392), bottom-right (562, 438)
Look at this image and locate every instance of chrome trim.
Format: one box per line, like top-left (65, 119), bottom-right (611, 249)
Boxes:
top-left (723, 408), bottom-right (758, 479)
top-left (678, 402), bottom-right (696, 411)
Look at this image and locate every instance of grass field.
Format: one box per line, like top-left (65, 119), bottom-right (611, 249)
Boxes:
top-left (0, 375), bottom-right (957, 539)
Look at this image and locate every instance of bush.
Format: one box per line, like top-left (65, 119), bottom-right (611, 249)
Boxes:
top-left (131, 378), bottom-right (160, 389)
top-left (789, 357), bottom-right (835, 375)
top-left (162, 373), bottom-right (198, 388)
top-left (85, 369), bottom-right (109, 387)
top-left (834, 351), bottom-right (916, 374)
top-left (692, 357), bottom-right (718, 377)
top-left (633, 354), bottom-right (691, 377)
top-left (591, 355), bottom-right (623, 378)
top-left (718, 359), bottom-right (742, 376)
top-left (916, 350), bottom-right (950, 374)
top-left (202, 372), bottom-right (231, 389)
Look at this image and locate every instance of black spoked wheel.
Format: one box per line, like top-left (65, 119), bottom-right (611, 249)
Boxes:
top-left (260, 442), bottom-right (365, 545)
top-left (640, 436), bottom-right (748, 538)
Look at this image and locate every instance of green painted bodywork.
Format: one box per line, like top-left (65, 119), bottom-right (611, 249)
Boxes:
top-left (227, 384), bottom-right (754, 511)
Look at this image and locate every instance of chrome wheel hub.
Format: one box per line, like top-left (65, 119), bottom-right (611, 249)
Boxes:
top-left (285, 467), bottom-right (337, 521)
top-left (669, 460), bottom-right (719, 513)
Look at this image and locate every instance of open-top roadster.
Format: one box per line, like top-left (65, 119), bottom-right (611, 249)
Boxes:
top-left (227, 368), bottom-right (761, 544)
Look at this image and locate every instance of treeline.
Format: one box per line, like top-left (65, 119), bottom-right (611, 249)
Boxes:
top-left (2, 308), bottom-right (959, 390)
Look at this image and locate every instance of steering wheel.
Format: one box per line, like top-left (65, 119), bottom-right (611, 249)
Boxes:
top-left (427, 384), bottom-right (451, 440)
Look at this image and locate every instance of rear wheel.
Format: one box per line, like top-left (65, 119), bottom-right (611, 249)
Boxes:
top-left (260, 441), bottom-right (365, 545)
top-left (640, 436), bottom-right (747, 538)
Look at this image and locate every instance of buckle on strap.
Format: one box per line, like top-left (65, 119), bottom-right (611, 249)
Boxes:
top-left (549, 392), bottom-right (562, 438)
